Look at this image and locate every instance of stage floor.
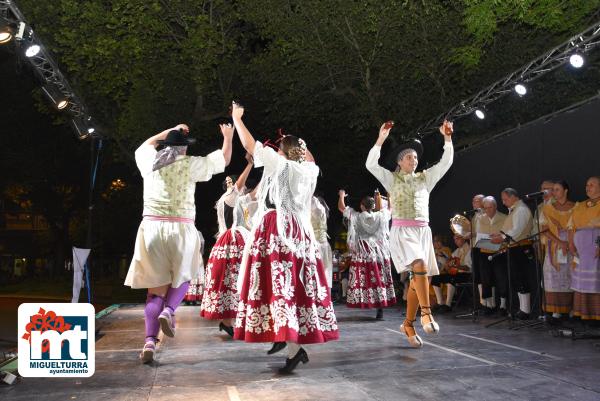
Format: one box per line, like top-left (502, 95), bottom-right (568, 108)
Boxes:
top-left (2, 304), bottom-right (600, 401)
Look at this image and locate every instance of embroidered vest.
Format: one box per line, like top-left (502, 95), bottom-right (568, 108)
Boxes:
top-left (390, 171), bottom-right (429, 221)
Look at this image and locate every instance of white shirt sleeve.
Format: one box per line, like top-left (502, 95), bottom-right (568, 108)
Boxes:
top-left (424, 141), bottom-right (454, 192)
top-left (189, 149), bottom-right (226, 182)
top-left (134, 144), bottom-right (157, 177)
top-left (252, 141), bottom-right (283, 174)
top-left (504, 206), bottom-right (531, 239)
top-left (365, 145), bottom-right (393, 193)
top-left (343, 206), bottom-right (355, 220)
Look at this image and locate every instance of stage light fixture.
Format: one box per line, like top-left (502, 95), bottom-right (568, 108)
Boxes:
top-left (24, 43), bottom-right (39, 57)
top-left (0, 31), bottom-right (12, 44)
top-left (87, 127), bottom-right (95, 134)
top-left (0, 19), bottom-right (15, 44)
top-left (514, 84), bottom-right (527, 96)
top-left (569, 53), bottom-right (584, 68)
top-left (41, 85), bottom-right (69, 110)
top-left (474, 109), bottom-right (485, 120)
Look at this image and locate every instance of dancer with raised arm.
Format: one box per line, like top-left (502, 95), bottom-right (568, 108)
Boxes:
top-left (231, 102), bottom-right (338, 374)
top-left (366, 120), bottom-right (453, 347)
top-left (200, 154), bottom-right (254, 336)
top-left (125, 123), bottom-right (232, 363)
top-left (337, 190), bottom-right (395, 319)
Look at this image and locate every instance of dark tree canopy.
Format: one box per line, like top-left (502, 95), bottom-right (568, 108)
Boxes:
top-left (2, 0), bottom-right (600, 265)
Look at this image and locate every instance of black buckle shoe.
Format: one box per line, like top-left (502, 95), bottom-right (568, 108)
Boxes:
top-left (219, 322), bottom-right (234, 337)
top-left (515, 310), bottom-right (530, 320)
top-left (278, 347), bottom-right (309, 374)
top-left (375, 308), bottom-right (383, 320)
top-left (267, 342), bottom-right (287, 355)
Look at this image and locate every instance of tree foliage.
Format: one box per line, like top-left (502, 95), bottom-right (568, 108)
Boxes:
top-left (3, 0), bottom-right (599, 261)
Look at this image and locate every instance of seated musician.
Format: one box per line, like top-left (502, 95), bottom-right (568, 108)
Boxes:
top-left (433, 235), bottom-right (452, 268)
top-left (431, 234), bottom-right (472, 313)
top-left (490, 188), bottom-right (535, 320)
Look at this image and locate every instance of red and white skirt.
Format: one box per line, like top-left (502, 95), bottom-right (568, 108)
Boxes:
top-left (234, 210), bottom-right (339, 344)
top-left (199, 229), bottom-right (245, 319)
top-left (347, 241), bottom-right (396, 308)
top-left (184, 277), bottom-right (203, 302)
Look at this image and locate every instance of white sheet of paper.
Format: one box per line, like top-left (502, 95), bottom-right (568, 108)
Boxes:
top-left (475, 234), bottom-right (501, 252)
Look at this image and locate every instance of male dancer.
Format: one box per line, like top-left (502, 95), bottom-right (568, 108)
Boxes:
top-left (366, 120), bottom-right (453, 347)
top-left (125, 123), bottom-right (232, 363)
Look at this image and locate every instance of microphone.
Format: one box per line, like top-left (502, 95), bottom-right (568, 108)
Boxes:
top-left (524, 189), bottom-right (550, 199)
top-left (488, 252), bottom-right (505, 261)
top-left (462, 208), bottom-right (482, 215)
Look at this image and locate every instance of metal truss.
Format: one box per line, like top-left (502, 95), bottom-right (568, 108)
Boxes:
top-left (412, 19), bottom-right (600, 139)
top-left (1, 0), bottom-right (98, 138)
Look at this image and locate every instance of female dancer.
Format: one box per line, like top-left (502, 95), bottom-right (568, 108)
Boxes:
top-left (337, 190), bottom-right (395, 319)
top-left (366, 120), bottom-right (453, 347)
top-left (312, 193), bottom-right (333, 288)
top-left (231, 102), bottom-right (338, 373)
top-left (200, 155), bottom-right (253, 336)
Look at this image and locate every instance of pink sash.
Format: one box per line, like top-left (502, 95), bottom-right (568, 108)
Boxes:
top-left (143, 215), bottom-right (194, 224)
top-left (392, 219), bottom-right (428, 227)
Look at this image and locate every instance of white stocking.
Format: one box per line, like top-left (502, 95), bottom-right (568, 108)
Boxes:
top-left (433, 286), bottom-right (444, 305)
top-left (445, 285), bottom-right (456, 306)
top-left (287, 342), bottom-right (301, 359)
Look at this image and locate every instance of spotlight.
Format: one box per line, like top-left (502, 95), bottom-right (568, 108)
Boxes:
top-left (0, 31), bottom-right (12, 44)
top-left (514, 84), bottom-right (527, 96)
top-left (569, 53), bottom-right (584, 68)
top-left (41, 85), bottom-right (69, 110)
top-left (87, 127), bottom-right (95, 134)
top-left (25, 43), bottom-right (40, 57)
top-left (474, 109), bottom-right (485, 120)
top-left (0, 20), bottom-right (15, 44)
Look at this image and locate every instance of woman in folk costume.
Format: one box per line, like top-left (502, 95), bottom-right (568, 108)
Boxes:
top-left (568, 176), bottom-right (600, 320)
top-left (183, 230), bottom-right (205, 305)
top-left (200, 155), bottom-right (254, 336)
top-left (311, 193), bottom-right (334, 288)
top-left (126, 123), bottom-right (232, 363)
top-left (541, 180), bottom-right (575, 319)
top-left (231, 102), bottom-right (339, 374)
top-left (366, 120), bottom-right (453, 347)
top-left (337, 190), bottom-right (395, 319)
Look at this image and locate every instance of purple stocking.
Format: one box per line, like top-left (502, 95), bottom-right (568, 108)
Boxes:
top-left (164, 282), bottom-right (191, 315)
top-left (144, 293), bottom-right (165, 342)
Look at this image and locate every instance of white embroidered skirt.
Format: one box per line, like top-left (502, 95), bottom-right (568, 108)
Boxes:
top-left (125, 219), bottom-right (203, 289)
top-left (389, 225), bottom-right (439, 276)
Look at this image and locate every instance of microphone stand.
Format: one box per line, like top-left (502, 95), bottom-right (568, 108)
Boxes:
top-left (455, 209), bottom-right (480, 322)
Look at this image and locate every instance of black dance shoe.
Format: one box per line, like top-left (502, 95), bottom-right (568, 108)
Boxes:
top-left (278, 347), bottom-right (309, 374)
top-left (515, 311), bottom-right (530, 320)
top-left (219, 322), bottom-right (234, 337)
top-left (267, 342), bottom-right (287, 355)
top-left (375, 308), bottom-right (384, 320)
